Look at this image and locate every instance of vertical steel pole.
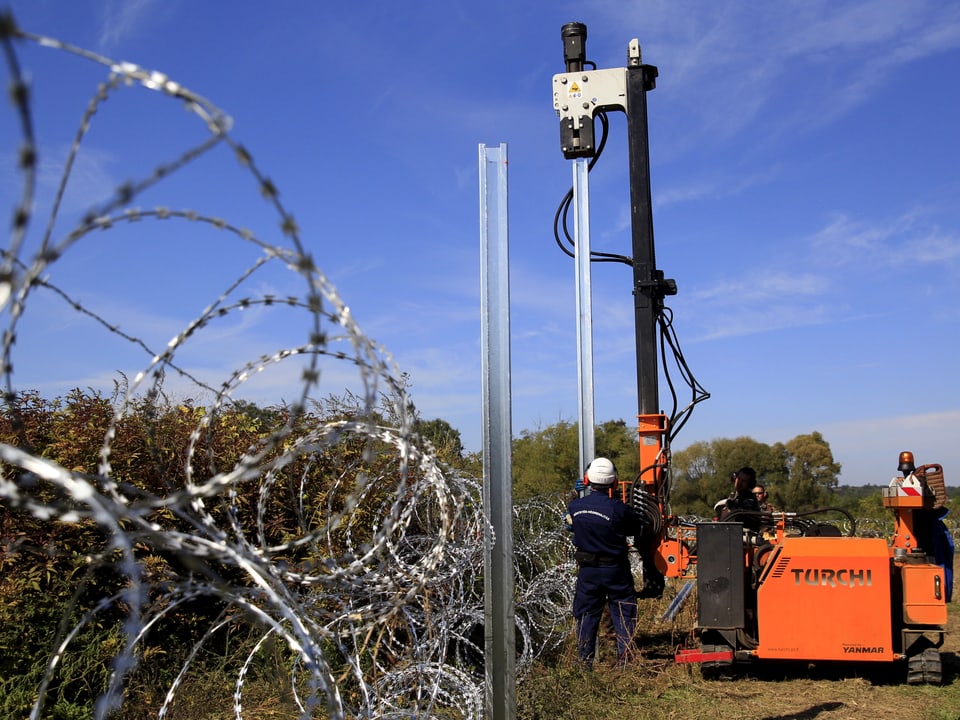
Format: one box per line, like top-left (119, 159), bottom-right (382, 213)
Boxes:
top-left (573, 157), bottom-right (595, 471)
top-left (626, 63), bottom-right (661, 419)
top-left (479, 142), bottom-right (516, 720)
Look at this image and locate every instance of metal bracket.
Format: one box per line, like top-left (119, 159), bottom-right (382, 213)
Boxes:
top-left (552, 67), bottom-right (627, 159)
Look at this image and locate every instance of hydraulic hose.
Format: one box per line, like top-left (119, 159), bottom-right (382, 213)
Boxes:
top-left (630, 483), bottom-right (663, 539)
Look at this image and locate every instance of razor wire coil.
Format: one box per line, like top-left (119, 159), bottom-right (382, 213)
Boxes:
top-left (0, 17), bottom-right (576, 720)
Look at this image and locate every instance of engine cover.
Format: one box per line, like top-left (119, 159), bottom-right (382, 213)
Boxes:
top-left (756, 537), bottom-right (894, 661)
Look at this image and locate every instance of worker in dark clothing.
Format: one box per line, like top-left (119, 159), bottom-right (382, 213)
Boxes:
top-left (718, 466), bottom-right (762, 530)
top-left (715, 466), bottom-right (764, 636)
top-left (568, 457), bottom-right (644, 668)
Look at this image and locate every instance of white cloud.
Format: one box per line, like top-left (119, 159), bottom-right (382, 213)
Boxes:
top-left (811, 212), bottom-right (960, 269)
top-left (693, 271), bottom-right (827, 304)
top-left (654, 166), bottom-right (781, 209)
top-left (30, 145), bottom-right (118, 231)
top-left (673, 205), bottom-right (960, 342)
top-left (679, 270), bottom-right (832, 340)
top-left (97, 0), bottom-right (159, 51)
top-left (585, 1), bottom-right (960, 144)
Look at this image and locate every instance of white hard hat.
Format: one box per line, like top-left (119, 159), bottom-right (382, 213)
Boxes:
top-left (586, 457), bottom-right (618, 486)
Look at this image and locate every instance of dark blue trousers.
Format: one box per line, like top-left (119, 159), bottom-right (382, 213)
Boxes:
top-left (573, 564), bottom-right (637, 664)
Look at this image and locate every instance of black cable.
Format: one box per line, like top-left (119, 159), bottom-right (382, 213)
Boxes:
top-left (659, 305), bottom-right (710, 443)
top-left (790, 507), bottom-right (857, 537)
top-left (552, 112), bottom-right (631, 265)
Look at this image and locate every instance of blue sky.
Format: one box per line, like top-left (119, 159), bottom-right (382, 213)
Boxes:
top-left (3, 1), bottom-right (960, 486)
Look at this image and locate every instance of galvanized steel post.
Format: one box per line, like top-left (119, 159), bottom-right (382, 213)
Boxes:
top-left (478, 142), bottom-right (516, 720)
top-left (573, 157), bottom-right (596, 473)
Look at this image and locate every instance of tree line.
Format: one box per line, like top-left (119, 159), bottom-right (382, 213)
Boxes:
top-left (509, 418), bottom-right (853, 513)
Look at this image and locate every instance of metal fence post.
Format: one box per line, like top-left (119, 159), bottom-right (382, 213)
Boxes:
top-left (479, 142), bottom-right (516, 720)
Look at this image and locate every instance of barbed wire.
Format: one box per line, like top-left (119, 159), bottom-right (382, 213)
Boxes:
top-left (0, 14), bottom-right (576, 720)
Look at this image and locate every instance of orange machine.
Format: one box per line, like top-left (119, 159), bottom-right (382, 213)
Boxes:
top-left (549, 24), bottom-right (948, 684)
top-left (671, 451), bottom-right (949, 683)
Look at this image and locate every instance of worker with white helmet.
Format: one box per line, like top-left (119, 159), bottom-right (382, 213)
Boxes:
top-left (567, 457), bottom-right (644, 668)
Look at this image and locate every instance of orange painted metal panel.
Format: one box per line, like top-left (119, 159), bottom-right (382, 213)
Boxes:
top-left (901, 564), bottom-right (948, 626)
top-left (756, 537), bottom-right (894, 661)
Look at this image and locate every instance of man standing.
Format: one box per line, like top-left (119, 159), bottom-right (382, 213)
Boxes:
top-left (568, 457), bottom-right (643, 668)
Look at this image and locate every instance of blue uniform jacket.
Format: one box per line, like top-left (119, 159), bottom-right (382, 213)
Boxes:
top-left (568, 490), bottom-right (642, 558)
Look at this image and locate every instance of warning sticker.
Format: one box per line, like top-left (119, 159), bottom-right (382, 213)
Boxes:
top-left (568, 82), bottom-right (583, 99)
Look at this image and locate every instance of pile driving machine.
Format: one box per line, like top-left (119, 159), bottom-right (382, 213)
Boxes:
top-left (553, 22), bottom-right (950, 683)
top-left (675, 454), bottom-right (950, 682)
